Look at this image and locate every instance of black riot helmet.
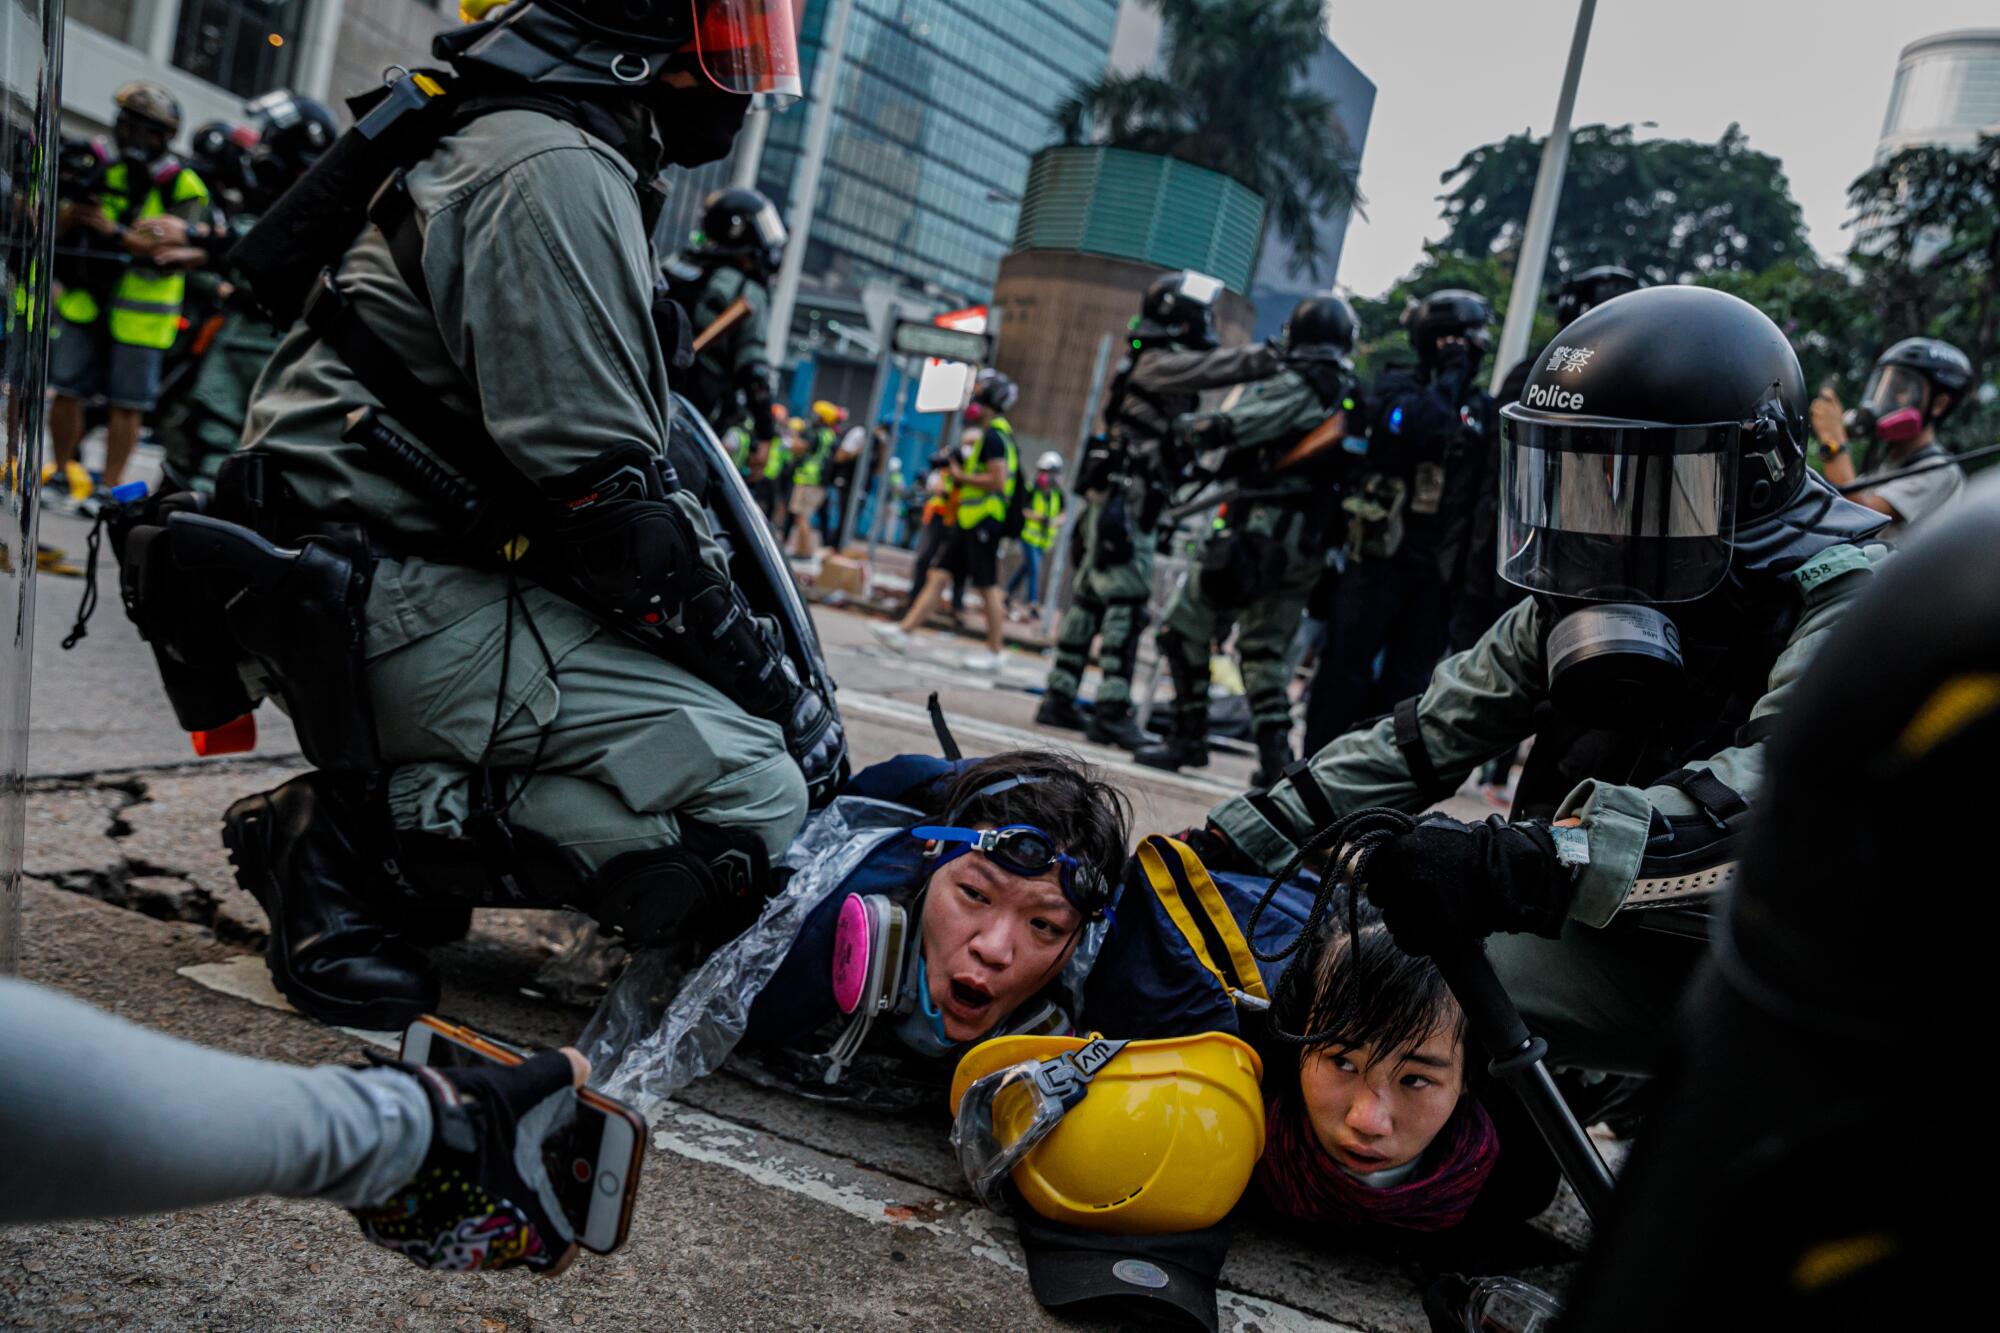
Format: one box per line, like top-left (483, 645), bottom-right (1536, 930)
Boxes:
top-left (439, 0), bottom-right (803, 104)
top-left (1133, 269), bottom-right (1225, 349)
top-left (691, 186), bottom-right (786, 279)
top-left (1849, 337), bottom-right (1975, 442)
top-left (188, 121), bottom-right (257, 199)
top-left (1281, 293), bottom-right (1358, 367)
top-left (1403, 288), bottom-right (1492, 371)
top-left (972, 367), bottom-right (1019, 413)
top-left (1499, 285), bottom-right (1862, 606)
top-left (243, 91), bottom-right (337, 198)
top-left (1552, 265), bottom-right (1643, 330)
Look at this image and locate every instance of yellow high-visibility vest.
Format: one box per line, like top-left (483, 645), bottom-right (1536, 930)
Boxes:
top-left (55, 160), bottom-right (209, 350)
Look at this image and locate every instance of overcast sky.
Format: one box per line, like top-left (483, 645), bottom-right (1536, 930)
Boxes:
top-left (1326, 0), bottom-right (1998, 299)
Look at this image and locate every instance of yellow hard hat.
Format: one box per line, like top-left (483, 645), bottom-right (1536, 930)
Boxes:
top-left (788, 416), bottom-right (806, 432)
top-left (812, 399), bottom-right (841, 425)
top-left (949, 1031), bottom-right (1265, 1235)
top-left (458, 0), bottom-right (509, 22)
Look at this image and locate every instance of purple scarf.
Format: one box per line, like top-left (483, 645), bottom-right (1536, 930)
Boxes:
top-left (1254, 1093), bottom-right (1499, 1234)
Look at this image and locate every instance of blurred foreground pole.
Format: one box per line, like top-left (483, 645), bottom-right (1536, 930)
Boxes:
top-left (1, 0), bottom-right (67, 972)
top-left (1490, 0), bottom-right (1597, 393)
top-left (765, 0), bottom-right (858, 369)
top-left (729, 108), bottom-right (772, 191)
top-left (1041, 333), bottom-right (1115, 640)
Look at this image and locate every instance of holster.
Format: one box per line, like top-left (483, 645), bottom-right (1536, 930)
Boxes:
top-left (111, 486), bottom-right (382, 775)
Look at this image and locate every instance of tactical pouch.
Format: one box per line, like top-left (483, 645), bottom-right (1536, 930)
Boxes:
top-left (159, 513), bottom-right (383, 775)
top-left (1197, 530), bottom-right (1285, 609)
top-left (111, 493), bottom-right (257, 732)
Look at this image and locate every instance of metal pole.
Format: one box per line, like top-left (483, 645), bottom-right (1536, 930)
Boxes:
top-left (1488, 0), bottom-right (1598, 394)
top-left (839, 340), bottom-right (900, 554)
top-left (729, 107), bottom-right (772, 191)
top-left (1039, 332), bottom-right (1115, 640)
top-left (764, 0), bottom-right (858, 369)
top-left (864, 373), bottom-right (916, 566)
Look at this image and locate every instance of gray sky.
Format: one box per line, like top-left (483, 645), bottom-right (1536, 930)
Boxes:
top-left (1327, 0), bottom-right (1998, 299)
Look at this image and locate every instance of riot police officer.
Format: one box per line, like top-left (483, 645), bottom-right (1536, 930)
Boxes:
top-left (1199, 286), bottom-right (1888, 1075)
top-left (1455, 266), bottom-right (1645, 651)
top-left (1810, 336), bottom-right (1973, 540)
top-left (661, 185), bottom-right (785, 431)
top-left (1303, 289), bottom-right (1497, 753)
top-left (154, 0), bottom-right (841, 1030)
top-left (1035, 270), bottom-right (1279, 748)
top-left (1133, 294), bottom-right (1358, 783)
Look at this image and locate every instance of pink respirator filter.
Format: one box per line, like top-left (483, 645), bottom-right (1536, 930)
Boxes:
top-left (832, 892), bottom-right (873, 1015)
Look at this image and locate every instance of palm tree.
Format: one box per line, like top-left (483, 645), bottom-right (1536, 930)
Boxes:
top-left (1053, 0), bottom-right (1363, 281)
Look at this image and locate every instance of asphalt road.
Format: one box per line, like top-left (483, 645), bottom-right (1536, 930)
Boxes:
top-left (8, 497), bottom-right (1573, 1332)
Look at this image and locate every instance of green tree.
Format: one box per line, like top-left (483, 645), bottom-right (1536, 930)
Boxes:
top-left (1346, 244), bottom-right (1553, 383)
top-left (1435, 123), bottom-right (1811, 286)
top-left (1052, 0), bottom-right (1362, 281)
top-left (1845, 132), bottom-right (1999, 445)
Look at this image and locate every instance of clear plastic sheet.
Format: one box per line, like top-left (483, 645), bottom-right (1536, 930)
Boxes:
top-left (580, 796), bottom-right (918, 1119)
top-left (531, 913), bottom-right (632, 1007)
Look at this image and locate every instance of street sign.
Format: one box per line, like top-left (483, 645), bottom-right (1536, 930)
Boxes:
top-left (892, 319), bottom-right (992, 364)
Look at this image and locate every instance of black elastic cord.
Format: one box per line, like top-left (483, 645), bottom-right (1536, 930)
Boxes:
top-left (928, 691), bottom-right (962, 761)
top-left (1241, 806), bottom-right (1419, 1047)
top-left (60, 511), bottom-right (107, 650)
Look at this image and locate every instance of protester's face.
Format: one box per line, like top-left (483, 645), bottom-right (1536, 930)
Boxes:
top-left (1298, 1025), bottom-right (1465, 1174)
top-left (920, 831), bottom-right (1082, 1042)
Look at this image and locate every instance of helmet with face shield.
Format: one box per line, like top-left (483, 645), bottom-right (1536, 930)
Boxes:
top-left (691, 185), bottom-right (786, 277)
top-left (1846, 337), bottom-right (1974, 444)
top-left (1133, 269), bottom-right (1225, 349)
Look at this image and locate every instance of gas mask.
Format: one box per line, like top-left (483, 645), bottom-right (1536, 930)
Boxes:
top-left (1844, 364), bottom-right (1935, 446)
top-left (113, 114), bottom-right (169, 171)
top-left (1540, 598), bottom-right (1686, 726)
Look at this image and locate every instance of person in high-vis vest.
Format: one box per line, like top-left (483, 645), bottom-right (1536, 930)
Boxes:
top-left (1004, 451), bottom-right (1065, 616)
top-left (788, 399), bottom-right (840, 557)
top-left (48, 82), bottom-right (211, 491)
top-left (877, 369), bottom-right (1019, 671)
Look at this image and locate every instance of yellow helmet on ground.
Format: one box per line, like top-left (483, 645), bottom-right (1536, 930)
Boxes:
top-left (812, 399), bottom-right (841, 425)
top-left (949, 1031), bottom-right (1265, 1235)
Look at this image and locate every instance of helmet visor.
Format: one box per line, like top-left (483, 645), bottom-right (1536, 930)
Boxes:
top-left (950, 1060), bottom-right (1073, 1209)
top-left (1174, 270), bottom-right (1224, 308)
top-left (748, 198), bottom-right (787, 248)
top-left (1498, 406), bottom-right (1741, 603)
top-left (695, 0), bottom-right (804, 107)
top-left (1860, 364), bottom-right (1931, 419)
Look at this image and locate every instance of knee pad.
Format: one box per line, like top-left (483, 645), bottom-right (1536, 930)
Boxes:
top-left (587, 820), bottom-right (775, 950)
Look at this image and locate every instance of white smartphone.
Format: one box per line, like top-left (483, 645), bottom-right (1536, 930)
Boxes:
top-left (400, 1016), bottom-right (644, 1255)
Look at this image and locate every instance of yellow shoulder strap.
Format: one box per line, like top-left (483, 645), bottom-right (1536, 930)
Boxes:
top-left (1134, 835), bottom-right (1270, 1005)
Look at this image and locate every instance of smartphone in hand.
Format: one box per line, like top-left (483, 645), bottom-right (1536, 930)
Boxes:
top-left (400, 1016), bottom-right (644, 1255)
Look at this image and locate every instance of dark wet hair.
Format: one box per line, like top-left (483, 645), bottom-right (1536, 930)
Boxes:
top-left (928, 749), bottom-right (1132, 887)
top-left (1273, 891), bottom-right (1466, 1068)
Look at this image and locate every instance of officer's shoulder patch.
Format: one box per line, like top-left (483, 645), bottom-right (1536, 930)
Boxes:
top-left (1788, 544), bottom-right (1874, 609)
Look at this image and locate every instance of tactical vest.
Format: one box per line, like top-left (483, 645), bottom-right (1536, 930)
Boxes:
top-left (56, 159), bottom-right (208, 348)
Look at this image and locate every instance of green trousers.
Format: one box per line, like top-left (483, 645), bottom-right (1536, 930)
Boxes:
top-left (1045, 495), bottom-right (1154, 709)
top-left (365, 580), bottom-right (808, 880)
top-left (1486, 920), bottom-right (1702, 1076)
top-left (1158, 505), bottom-right (1319, 734)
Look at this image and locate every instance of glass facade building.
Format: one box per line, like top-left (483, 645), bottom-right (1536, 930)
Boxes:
top-left (758, 0), bottom-right (1121, 322)
top-left (1877, 28), bottom-right (2000, 160)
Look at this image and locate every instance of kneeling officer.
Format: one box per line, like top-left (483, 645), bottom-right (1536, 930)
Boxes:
top-left (120, 0), bottom-right (842, 1030)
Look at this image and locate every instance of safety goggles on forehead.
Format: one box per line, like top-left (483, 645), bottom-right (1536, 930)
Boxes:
top-left (950, 1036), bottom-right (1126, 1210)
top-left (913, 824), bottom-right (1113, 921)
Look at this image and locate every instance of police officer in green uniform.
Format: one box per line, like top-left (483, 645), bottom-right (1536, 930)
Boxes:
top-left (1194, 287), bottom-right (1888, 1074)
top-left (195, 0), bottom-right (838, 1029)
top-left (48, 82), bottom-right (211, 491)
top-left (1036, 270), bottom-right (1279, 748)
top-left (660, 185), bottom-right (783, 431)
top-left (150, 91), bottom-right (338, 492)
top-left (1134, 295), bottom-right (1357, 783)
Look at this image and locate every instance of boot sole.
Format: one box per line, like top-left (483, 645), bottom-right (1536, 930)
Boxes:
top-left (222, 799), bottom-right (437, 1032)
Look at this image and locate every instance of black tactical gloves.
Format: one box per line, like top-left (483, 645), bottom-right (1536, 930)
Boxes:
top-left (351, 1052), bottom-right (579, 1272)
top-left (1361, 814), bottom-right (1574, 957)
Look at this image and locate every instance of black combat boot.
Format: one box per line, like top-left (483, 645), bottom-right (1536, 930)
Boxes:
top-left (224, 773), bottom-right (439, 1030)
top-left (1253, 726), bottom-right (1295, 788)
top-left (1135, 712), bottom-right (1210, 771)
top-left (1085, 700), bottom-right (1149, 751)
top-left (1034, 691), bottom-right (1087, 731)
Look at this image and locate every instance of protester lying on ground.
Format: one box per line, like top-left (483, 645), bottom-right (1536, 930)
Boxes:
top-left (0, 977), bottom-right (587, 1272)
top-left (579, 748), bottom-right (1130, 1114)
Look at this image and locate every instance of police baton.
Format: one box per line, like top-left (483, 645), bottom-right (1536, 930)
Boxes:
top-left (1428, 938), bottom-right (1618, 1223)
